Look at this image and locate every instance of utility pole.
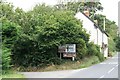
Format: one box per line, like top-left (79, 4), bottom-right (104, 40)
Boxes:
top-left (103, 17), bottom-right (106, 31)
top-left (102, 17), bottom-right (106, 56)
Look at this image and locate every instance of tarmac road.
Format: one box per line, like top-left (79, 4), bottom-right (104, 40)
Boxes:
top-left (21, 52), bottom-right (119, 80)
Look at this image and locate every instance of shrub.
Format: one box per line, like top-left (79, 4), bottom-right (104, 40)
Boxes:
top-left (109, 37), bottom-right (116, 53)
top-left (2, 18), bottom-right (19, 49)
top-left (2, 18), bottom-right (19, 74)
top-left (86, 42), bottom-right (99, 56)
top-left (12, 34), bottom-right (62, 67)
top-left (76, 39), bottom-right (87, 60)
top-left (115, 36), bottom-right (120, 51)
top-left (11, 10), bottom-right (90, 67)
top-left (2, 46), bottom-right (11, 74)
top-left (86, 42), bottom-right (105, 61)
top-left (96, 53), bottom-right (105, 61)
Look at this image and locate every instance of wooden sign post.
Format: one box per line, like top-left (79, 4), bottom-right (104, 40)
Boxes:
top-left (58, 44), bottom-right (76, 61)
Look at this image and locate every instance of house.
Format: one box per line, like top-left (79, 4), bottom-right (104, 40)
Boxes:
top-left (75, 11), bottom-right (109, 57)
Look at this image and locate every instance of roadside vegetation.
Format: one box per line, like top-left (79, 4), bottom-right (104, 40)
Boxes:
top-left (17, 55), bottom-right (100, 72)
top-left (115, 36), bottom-right (120, 51)
top-left (1, 70), bottom-right (25, 78)
top-left (94, 14), bottom-right (118, 56)
top-left (1, 0), bottom-right (117, 78)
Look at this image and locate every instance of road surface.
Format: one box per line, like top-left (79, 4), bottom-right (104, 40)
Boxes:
top-left (22, 52), bottom-right (119, 79)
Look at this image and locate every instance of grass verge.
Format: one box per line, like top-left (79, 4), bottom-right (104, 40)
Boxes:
top-left (17, 55), bottom-right (101, 72)
top-left (1, 70), bottom-right (25, 78)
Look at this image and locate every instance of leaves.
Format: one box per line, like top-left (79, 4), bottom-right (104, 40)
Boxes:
top-left (54, 1), bottom-right (103, 19)
top-left (1, 1), bottom-right (111, 69)
top-left (9, 4), bottom-right (90, 67)
top-left (115, 37), bottom-right (120, 51)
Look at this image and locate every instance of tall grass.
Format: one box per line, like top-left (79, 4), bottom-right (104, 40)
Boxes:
top-left (15, 56), bottom-right (100, 72)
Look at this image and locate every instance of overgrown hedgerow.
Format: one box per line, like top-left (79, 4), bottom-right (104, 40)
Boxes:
top-left (2, 3), bottom-right (104, 69)
top-left (12, 9), bottom-right (90, 67)
top-left (86, 42), bottom-right (105, 61)
top-left (2, 18), bottom-right (19, 74)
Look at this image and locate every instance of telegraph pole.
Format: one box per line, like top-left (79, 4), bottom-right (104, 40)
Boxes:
top-left (103, 17), bottom-right (106, 31)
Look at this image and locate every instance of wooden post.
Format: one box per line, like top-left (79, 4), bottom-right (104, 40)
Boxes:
top-left (60, 53), bottom-right (62, 59)
top-left (72, 57), bottom-right (75, 61)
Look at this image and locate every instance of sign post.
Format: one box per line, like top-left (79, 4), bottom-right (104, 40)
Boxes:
top-left (60, 52), bottom-right (62, 59)
top-left (58, 44), bottom-right (76, 61)
top-left (72, 57), bottom-right (75, 61)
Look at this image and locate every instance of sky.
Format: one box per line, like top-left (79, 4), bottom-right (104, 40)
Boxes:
top-left (4, 0), bottom-right (120, 25)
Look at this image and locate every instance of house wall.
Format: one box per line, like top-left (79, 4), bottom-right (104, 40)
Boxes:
top-left (103, 33), bottom-right (108, 57)
top-left (75, 12), bottom-right (97, 44)
top-left (97, 28), bottom-right (103, 52)
top-left (75, 12), bottom-right (108, 57)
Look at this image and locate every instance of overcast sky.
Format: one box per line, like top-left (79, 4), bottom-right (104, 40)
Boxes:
top-left (5, 0), bottom-right (120, 25)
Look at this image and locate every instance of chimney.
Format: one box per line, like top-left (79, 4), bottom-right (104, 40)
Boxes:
top-left (84, 10), bottom-right (90, 17)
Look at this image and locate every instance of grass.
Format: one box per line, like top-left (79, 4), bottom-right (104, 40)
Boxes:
top-left (108, 37), bottom-right (117, 57)
top-left (17, 55), bottom-right (101, 72)
top-left (0, 70), bottom-right (25, 78)
top-left (2, 73), bottom-right (25, 78)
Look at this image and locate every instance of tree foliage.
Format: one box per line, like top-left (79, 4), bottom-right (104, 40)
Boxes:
top-left (115, 36), bottom-right (120, 51)
top-left (10, 4), bottom-right (90, 67)
top-left (86, 42), bottom-right (104, 61)
top-left (94, 14), bottom-right (118, 53)
top-left (54, 1), bottom-right (103, 19)
top-left (2, 46), bottom-right (11, 74)
top-left (1, 18), bottom-right (20, 73)
top-left (2, 1), bottom-right (115, 70)
top-left (2, 18), bottom-right (20, 48)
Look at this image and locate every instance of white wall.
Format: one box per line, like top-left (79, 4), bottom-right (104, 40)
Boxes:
top-left (75, 12), bottom-right (97, 44)
top-left (97, 28), bottom-right (103, 52)
top-left (103, 33), bottom-right (108, 57)
top-left (75, 12), bottom-right (108, 57)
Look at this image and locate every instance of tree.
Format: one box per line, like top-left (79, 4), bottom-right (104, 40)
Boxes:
top-left (54, 1), bottom-right (103, 19)
top-left (2, 18), bottom-right (20, 48)
top-left (115, 37), bottom-right (120, 51)
top-left (12, 4), bottom-right (90, 67)
top-left (94, 13), bottom-right (118, 54)
top-left (94, 14), bottom-right (118, 39)
top-left (1, 1), bottom-right (105, 70)
top-left (0, 1), bottom-right (14, 21)
top-left (1, 17), bottom-right (20, 73)
top-left (2, 46), bottom-right (11, 74)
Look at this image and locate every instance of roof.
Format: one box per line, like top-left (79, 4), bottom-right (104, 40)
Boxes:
top-left (80, 12), bottom-right (109, 37)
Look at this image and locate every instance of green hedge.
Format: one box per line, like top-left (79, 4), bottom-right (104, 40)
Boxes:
top-left (86, 42), bottom-right (105, 61)
top-left (11, 10), bottom-right (90, 67)
top-left (2, 18), bottom-right (19, 73)
top-left (2, 47), bottom-right (11, 74)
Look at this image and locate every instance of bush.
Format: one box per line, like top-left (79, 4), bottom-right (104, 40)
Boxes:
top-left (2, 18), bottom-right (19, 73)
top-left (2, 18), bottom-right (19, 49)
top-left (96, 53), bottom-right (105, 61)
top-left (76, 39), bottom-right (87, 60)
top-left (109, 37), bottom-right (116, 53)
top-left (87, 42), bottom-right (99, 56)
top-left (115, 36), bottom-right (120, 51)
top-left (11, 10), bottom-right (90, 67)
top-left (86, 42), bottom-right (105, 61)
top-left (12, 34), bottom-right (62, 67)
top-left (2, 47), bottom-right (11, 74)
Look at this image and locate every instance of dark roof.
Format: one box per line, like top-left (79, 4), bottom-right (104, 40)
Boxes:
top-left (81, 12), bottom-right (109, 37)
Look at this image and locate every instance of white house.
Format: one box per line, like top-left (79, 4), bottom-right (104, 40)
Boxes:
top-left (75, 11), bottom-right (109, 57)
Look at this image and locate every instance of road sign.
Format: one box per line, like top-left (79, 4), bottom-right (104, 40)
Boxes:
top-left (58, 44), bottom-right (76, 58)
